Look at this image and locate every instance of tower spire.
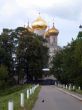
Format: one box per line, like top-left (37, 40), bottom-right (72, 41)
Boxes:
top-left (79, 25), bottom-right (82, 28)
top-left (38, 12), bottom-right (40, 16)
top-left (53, 22), bottom-right (55, 28)
top-left (79, 25), bottom-right (82, 31)
top-left (52, 18), bottom-right (55, 27)
top-left (28, 20), bottom-right (29, 27)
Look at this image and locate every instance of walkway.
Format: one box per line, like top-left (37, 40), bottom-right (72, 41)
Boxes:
top-left (33, 86), bottom-right (82, 110)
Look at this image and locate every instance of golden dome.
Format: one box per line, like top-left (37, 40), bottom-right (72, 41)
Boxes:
top-left (32, 15), bottom-right (47, 30)
top-left (48, 23), bottom-right (59, 36)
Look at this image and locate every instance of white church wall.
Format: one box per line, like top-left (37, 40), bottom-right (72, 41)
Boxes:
top-left (34, 29), bottom-right (45, 36)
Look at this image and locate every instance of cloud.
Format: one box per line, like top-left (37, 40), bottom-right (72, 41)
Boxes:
top-left (16, 0), bottom-right (82, 20)
top-left (40, 0), bottom-right (82, 20)
top-left (1, 0), bottom-right (82, 22)
top-left (0, 0), bottom-right (81, 46)
top-left (16, 0), bottom-right (55, 8)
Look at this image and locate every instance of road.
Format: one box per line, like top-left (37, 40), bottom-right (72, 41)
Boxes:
top-left (33, 86), bottom-right (82, 110)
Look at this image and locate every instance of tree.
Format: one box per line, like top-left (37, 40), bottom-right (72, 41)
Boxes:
top-left (16, 27), bottom-right (49, 83)
top-left (0, 28), bottom-right (17, 86)
top-left (0, 27), bottom-right (49, 85)
top-left (51, 31), bottom-right (82, 86)
top-left (73, 31), bottom-right (82, 85)
top-left (51, 51), bottom-right (63, 82)
top-left (0, 64), bottom-right (8, 88)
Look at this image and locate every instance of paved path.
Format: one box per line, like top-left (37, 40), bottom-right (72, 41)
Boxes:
top-left (33, 86), bottom-right (82, 110)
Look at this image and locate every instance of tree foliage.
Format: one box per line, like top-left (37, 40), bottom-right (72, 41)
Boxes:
top-left (16, 28), bottom-right (49, 83)
top-left (0, 27), bottom-right (49, 87)
top-left (51, 31), bottom-right (82, 86)
top-left (0, 64), bottom-right (8, 88)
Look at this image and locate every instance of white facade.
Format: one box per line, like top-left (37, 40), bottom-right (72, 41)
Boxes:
top-left (49, 35), bottom-right (57, 47)
top-left (31, 15), bottom-right (59, 66)
top-left (34, 29), bottom-right (45, 37)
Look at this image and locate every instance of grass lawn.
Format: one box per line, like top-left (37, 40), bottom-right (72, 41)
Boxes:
top-left (63, 87), bottom-right (82, 95)
top-left (0, 84), bottom-right (41, 110)
top-left (24, 86), bottom-right (41, 110)
top-left (70, 89), bottom-right (82, 95)
top-left (76, 89), bottom-right (82, 94)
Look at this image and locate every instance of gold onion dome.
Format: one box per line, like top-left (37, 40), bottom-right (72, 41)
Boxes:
top-left (48, 23), bottom-right (59, 36)
top-left (32, 14), bottom-right (47, 30)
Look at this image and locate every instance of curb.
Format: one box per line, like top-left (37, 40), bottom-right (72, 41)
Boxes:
top-left (56, 87), bottom-right (82, 101)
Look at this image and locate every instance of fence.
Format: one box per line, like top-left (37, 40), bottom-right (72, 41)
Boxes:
top-left (7, 84), bottom-right (39, 110)
top-left (55, 82), bottom-right (81, 91)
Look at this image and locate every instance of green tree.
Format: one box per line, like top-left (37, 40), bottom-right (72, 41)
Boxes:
top-left (51, 31), bottom-right (82, 86)
top-left (0, 27), bottom-right (49, 85)
top-left (73, 31), bottom-right (82, 85)
top-left (0, 28), bottom-right (16, 86)
top-left (0, 65), bottom-right (8, 88)
top-left (16, 27), bottom-right (49, 83)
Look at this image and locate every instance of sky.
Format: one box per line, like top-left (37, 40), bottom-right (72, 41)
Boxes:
top-left (0, 0), bottom-right (82, 47)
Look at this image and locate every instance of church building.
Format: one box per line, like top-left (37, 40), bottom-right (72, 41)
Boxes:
top-left (26, 14), bottom-right (59, 64)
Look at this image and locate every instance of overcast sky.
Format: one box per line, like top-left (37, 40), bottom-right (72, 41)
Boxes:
top-left (0, 0), bottom-right (82, 46)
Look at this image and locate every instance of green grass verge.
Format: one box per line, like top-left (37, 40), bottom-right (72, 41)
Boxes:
top-left (24, 86), bottom-right (41, 110)
top-left (71, 89), bottom-right (82, 95)
top-left (0, 84), bottom-right (41, 110)
top-left (63, 88), bottom-right (82, 95)
top-left (0, 84), bottom-right (31, 96)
